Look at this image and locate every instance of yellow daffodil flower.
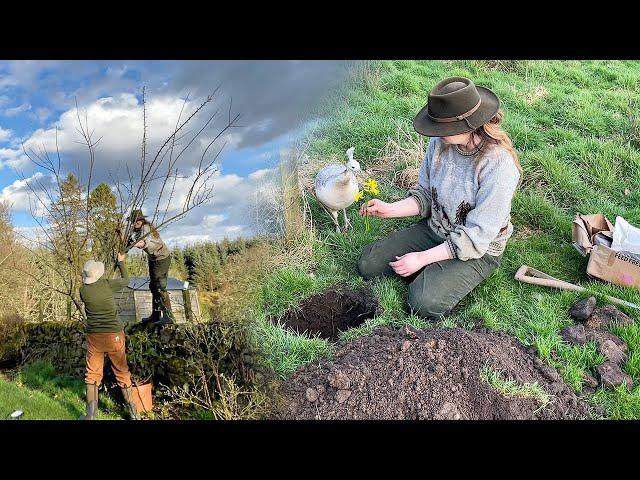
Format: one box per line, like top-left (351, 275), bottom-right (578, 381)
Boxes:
top-left (364, 178), bottom-right (379, 195)
top-left (354, 191), bottom-right (364, 201)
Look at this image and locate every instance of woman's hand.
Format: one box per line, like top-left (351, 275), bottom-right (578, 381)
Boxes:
top-left (389, 243), bottom-right (453, 277)
top-left (389, 251), bottom-right (428, 277)
top-left (134, 240), bottom-right (145, 249)
top-left (360, 199), bottom-right (394, 218)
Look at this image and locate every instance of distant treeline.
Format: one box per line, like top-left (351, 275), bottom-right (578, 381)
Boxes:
top-left (170, 238), bottom-right (262, 292)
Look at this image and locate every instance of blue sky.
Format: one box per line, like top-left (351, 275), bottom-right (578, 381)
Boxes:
top-left (0, 60), bottom-right (349, 245)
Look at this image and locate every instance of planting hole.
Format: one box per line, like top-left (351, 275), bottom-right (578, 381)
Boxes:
top-left (278, 287), bottom-right (379, 341)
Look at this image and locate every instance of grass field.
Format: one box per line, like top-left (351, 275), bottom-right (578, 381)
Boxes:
top-left (254, 60), bottom-right (640, 419)
top-left (0, 361), bottom-right (122, 420)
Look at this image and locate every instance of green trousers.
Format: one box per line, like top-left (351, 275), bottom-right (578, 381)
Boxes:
top-left (358, 219), bottom-right (501, 320)
top-left (148, 255), bottom-right (171, 310)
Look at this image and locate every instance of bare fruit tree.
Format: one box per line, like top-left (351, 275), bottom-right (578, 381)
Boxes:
top-left (15, 87), bottom-right (241, 320)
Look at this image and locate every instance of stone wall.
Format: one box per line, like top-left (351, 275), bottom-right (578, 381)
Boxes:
top-left (12, 319), bottom-right (258, 398)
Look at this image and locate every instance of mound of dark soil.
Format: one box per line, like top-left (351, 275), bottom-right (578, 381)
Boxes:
top-left (279, 287), bottom-right (379, 341)
top-left (275, 325), bottom-right (594, 420)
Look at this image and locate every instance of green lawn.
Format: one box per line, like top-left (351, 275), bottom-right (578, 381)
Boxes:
top-left (254, 60), bottom-right (640, 419)
top-left (0, 361), bottom-right (121, 420)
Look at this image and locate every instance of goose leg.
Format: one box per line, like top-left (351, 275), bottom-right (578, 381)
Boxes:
top-left (331, 210), bottom-right (341, 232)
top-left (342, 208), bottom-right (352, 230)
top-left (320, 203), bottom-right (342, 232)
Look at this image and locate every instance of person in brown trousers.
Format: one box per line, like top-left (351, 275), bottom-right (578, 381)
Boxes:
top-left (79, 253), bottom-right (141, 420)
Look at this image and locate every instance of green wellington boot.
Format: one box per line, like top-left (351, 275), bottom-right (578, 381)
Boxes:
top-left (120, 385), bottom-right (142, 420)
top-left (79, 383), bottom-right (99, 420)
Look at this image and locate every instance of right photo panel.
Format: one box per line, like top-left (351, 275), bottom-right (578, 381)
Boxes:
top-left (262, 60), bottom-right (640, 420)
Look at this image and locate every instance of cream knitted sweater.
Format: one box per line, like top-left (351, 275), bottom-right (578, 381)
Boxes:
top-left (408, 137), bottom-right (520, 261)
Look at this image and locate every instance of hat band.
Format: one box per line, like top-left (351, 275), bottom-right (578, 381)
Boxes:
top-left (427, 98), bottom-right (482, 123)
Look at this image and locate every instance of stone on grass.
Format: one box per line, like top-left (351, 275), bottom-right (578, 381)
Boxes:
top-left (581, 372), bottom-right (599, 389)
top-left (596, 361), bottom-right (633, 389)
top-left (570, 296), bottom-right (597, 321)
top-left (598, 340), bottom-right (627, 365)
top-left (585, 329), bottom-right (629, 353)
top-left (401, 324), bottom-right (422, 339)
top-left (560, 324), bottom-right (586, 345)
top-left (585, 305), bottom-right (634, 329)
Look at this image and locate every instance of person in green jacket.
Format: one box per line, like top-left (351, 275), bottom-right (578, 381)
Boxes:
top-left (127, 210), bottom-right (175, 329)
top-left (79, 253), bottom-right (141, 420)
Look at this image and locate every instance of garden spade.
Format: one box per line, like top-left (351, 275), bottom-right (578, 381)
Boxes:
top-left (514, 264), bottom-right (640, 312)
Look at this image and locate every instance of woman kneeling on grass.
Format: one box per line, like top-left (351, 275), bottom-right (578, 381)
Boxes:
top-left (358, 77), bottom-right (522, 319)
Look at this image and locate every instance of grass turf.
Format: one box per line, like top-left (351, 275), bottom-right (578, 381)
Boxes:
top-left (254, 60), bottom-right (640, 419)
top-left (0, 361), bottom-right (121, 420)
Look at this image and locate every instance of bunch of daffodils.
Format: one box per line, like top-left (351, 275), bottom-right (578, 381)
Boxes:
top-left (354, 178), bottom-right (380, 231)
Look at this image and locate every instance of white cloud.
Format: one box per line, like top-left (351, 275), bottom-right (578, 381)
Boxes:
top-left (1, 91), bottom-right (283, 247)
top-left (35, 107), bottom-right (52, 122)
top-left (0, 147), bottom-right (29, 169)
top-left (1, 93), bottom-right (242, 176)
top-left (0, 172), bottom-right (53, 216)
top-left (3, 102), bottom-right (31, 117)
top-left (0, 127), bottom-right (10, 142)
top-left (14, 225), bottom-right (42, 245)
top-left (248, 168), bottom-right (274, 182)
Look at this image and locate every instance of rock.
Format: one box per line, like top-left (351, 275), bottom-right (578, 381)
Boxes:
top-left (327, 370), bottom-right (351, 390)
top-left (335, 389), bottom-right (352, 403)
top-left (401, 324), bottom-right (421, 339)
top-left (549, 382), bottom-right (565, 394)
top-left (373, 326), bottom-right (394, 337)
top-left (570, 296), bottom-right (597, 321)
top-left (581, 372), bottom-right (599, 389)
top-left (586, 305), bottom-right (634, 329)
top-left (595, 361), bottom-right (633, 389)
top-left (539, 364), bottom-right (561, 383)
top-left (598, 340), bottom-right (627, 365)
top-left (305, 388), bottom-right (319, 403)
top-left (401, 340), bottom-right (412, 352)
top-left (560, 325), bottom-right (586, 345)
top-left (435, 402), bottom-right (462, 420)
top-left (585, 329), bottom-right (629, 353)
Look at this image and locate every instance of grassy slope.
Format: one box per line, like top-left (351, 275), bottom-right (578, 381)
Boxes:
top-left (0, 361), bottom-right (121, 420)
top-left (256, 60), bottom-right (640, 419)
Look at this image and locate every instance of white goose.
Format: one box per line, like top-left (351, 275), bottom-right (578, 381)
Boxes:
top-left (314, 147), bottom-right (361, 232)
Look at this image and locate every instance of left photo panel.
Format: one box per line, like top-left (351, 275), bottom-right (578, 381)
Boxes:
top-left (0, 60), bottom-right (351, 420)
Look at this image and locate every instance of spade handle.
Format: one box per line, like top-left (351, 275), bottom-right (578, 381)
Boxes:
top-left (514, 264), bottom-right (640, 312)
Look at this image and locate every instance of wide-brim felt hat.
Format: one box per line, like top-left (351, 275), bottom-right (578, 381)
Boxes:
top-left (413, 76), bottom-right (500, 137)
top-left (129, 209), bottom-right (147, 223)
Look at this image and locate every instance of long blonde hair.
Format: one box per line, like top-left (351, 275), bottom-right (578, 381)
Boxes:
top-left (475, 109), bottom-right (522, 184)
top-left (138, 217), bottom-right (161, 239)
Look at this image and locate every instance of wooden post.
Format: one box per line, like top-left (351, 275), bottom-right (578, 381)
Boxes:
top-left (280, 149), bottom-right (303, 243)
